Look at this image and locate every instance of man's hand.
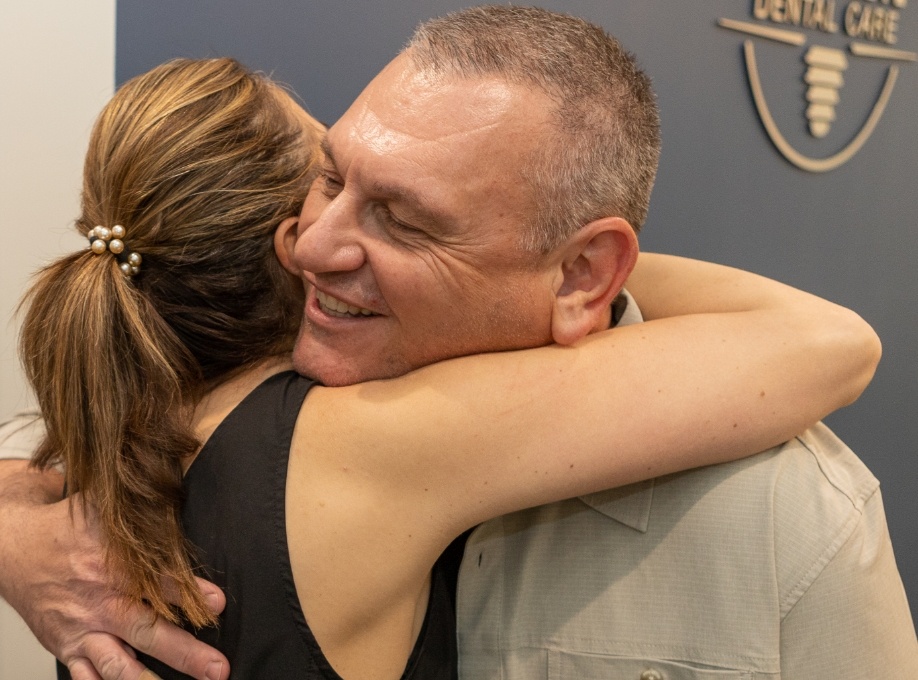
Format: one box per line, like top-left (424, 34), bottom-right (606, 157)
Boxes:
top-left (0, 461), bottom-right (230, 680)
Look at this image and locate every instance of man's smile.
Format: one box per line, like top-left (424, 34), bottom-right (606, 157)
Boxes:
top-left (315, 289), bottom-right (376, 318)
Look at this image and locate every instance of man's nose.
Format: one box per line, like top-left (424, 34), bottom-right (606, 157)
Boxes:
top-left (294, 193), bottom-right (366, 275)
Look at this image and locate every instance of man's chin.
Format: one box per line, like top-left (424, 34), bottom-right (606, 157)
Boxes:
top-left (292, 356), bottom-right (352, 387)
top-left (291, 348), bottom-right (398, 387)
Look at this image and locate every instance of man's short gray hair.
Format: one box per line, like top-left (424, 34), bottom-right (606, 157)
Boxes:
top-left (406, 5), bottom-right (661, 253)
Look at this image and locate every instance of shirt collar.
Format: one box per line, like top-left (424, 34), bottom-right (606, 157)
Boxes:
top-left (577, 289), bottom-right (654, 533)
top-left (578, 481), bottom-right (655, 532)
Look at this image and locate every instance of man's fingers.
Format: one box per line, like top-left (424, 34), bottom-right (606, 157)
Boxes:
top-left (68, 658), bottom-right (104, 680)
top-left (194, 577), bottom-right (226, 615)
top-left (122, 613), bottom-right (228, 680)
top-left (80, 633), bottom-right (152, 680)
top-left (159, 576), bottom-right (225, 615)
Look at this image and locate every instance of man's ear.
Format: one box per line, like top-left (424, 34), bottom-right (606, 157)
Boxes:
top-left (274, 216), bottom-right (300, 275)
top-left (551, 216), bottom-right (638, 345)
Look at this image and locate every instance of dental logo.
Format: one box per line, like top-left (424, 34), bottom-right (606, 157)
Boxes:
top-left (720, 1), bottom-right (916, 172)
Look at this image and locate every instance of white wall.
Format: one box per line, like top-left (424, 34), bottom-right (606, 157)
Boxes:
top-left (0, 1), bottom-right (115, 677)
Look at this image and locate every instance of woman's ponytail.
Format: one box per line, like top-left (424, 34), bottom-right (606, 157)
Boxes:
top-left (21, 241), bottom-right (215, 627)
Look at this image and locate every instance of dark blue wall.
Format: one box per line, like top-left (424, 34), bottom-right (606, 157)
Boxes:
top-left (117, 0), bottom-right (918, 626)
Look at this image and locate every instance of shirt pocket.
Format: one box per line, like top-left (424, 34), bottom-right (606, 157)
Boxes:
top-left (548, 651), bottom-right (754, 680)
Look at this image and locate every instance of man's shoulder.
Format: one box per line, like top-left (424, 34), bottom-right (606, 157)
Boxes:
top-left (767, 423), bottom-right (881, 613)
top-left (580, 422), bottom-right (877, 534)
top-left (659, 422), bottom-right (881, 614)
top-left (785, 422), bottom-right (878, 505)
top-left (725, 422), bottom-right (880, 523)
top-left (660, 422), bottom-right (877, 511)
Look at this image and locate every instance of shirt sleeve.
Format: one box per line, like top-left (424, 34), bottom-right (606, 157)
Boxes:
top-left (780, 487), bottom-right (918, 677)
top-left (0, 411), bottom-right (45, 461)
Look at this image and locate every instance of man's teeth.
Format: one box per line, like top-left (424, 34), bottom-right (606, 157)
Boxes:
top-left (316, 290), bottom-right (374, 317)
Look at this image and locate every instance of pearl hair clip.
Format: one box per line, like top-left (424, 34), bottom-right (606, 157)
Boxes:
top-left (88, 225), bottom-right (143, 277)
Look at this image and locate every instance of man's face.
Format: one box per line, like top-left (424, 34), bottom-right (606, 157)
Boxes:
top-left (290, 54), bottom-right (563, 385)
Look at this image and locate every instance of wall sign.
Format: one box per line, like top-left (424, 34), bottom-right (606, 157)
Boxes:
top-left (720, 0), bottom-right (915, 172)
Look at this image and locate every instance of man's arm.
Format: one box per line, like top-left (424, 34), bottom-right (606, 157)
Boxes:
top-left (780, 488), bottom-right (918, 677)
top-left (0, 419), bottom-right (230, 680)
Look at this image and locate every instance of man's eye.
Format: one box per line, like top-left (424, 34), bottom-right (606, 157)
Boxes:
top-left (371, 203), bottom-right (423, 237)
top-left (319, 170), bottom-right (343, 197)
top-left (389, 216), bottom-right (414, 232)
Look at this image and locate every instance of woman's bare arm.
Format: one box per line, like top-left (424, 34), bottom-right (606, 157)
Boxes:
top-left (300, 253), bottom-right (880, 539)
top-left (625, 253), bottom-right (878, 409)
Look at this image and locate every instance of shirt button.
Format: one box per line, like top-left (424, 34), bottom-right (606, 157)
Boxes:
top-left (639, 671), bottom-right (664, 680)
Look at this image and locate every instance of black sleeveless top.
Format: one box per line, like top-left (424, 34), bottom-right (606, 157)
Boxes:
top-left (58, 371), bottom-right (458, 679)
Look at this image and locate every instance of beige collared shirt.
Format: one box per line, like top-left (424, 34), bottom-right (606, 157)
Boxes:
top-left (457, 296), bottom-right (918, 679)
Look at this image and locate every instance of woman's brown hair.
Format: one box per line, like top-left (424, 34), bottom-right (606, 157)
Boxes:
top-left (19, 57), bottom-right (320, 627)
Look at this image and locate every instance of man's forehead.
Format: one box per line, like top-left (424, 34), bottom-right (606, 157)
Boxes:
top-left (328, 104), bottom-right (419, 160)
top-left (346, 57), bottom-right (545, 142)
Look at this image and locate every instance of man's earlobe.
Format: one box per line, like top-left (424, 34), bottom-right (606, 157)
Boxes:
top-left (274, 216), bottom-right (301, 275)
top-left (551, 217), bottom-right (638, 345)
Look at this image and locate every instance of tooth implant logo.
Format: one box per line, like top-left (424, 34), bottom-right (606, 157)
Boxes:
top-left (719, 10), bottom-right (916, 173)
top-left (804, 45), bottom-right (847, 138)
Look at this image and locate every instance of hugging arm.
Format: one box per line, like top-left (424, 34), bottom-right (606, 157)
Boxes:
top-left (0, 424), bottom-right (230, 680)
top-left (309, 254), bottom-right (881, 537)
